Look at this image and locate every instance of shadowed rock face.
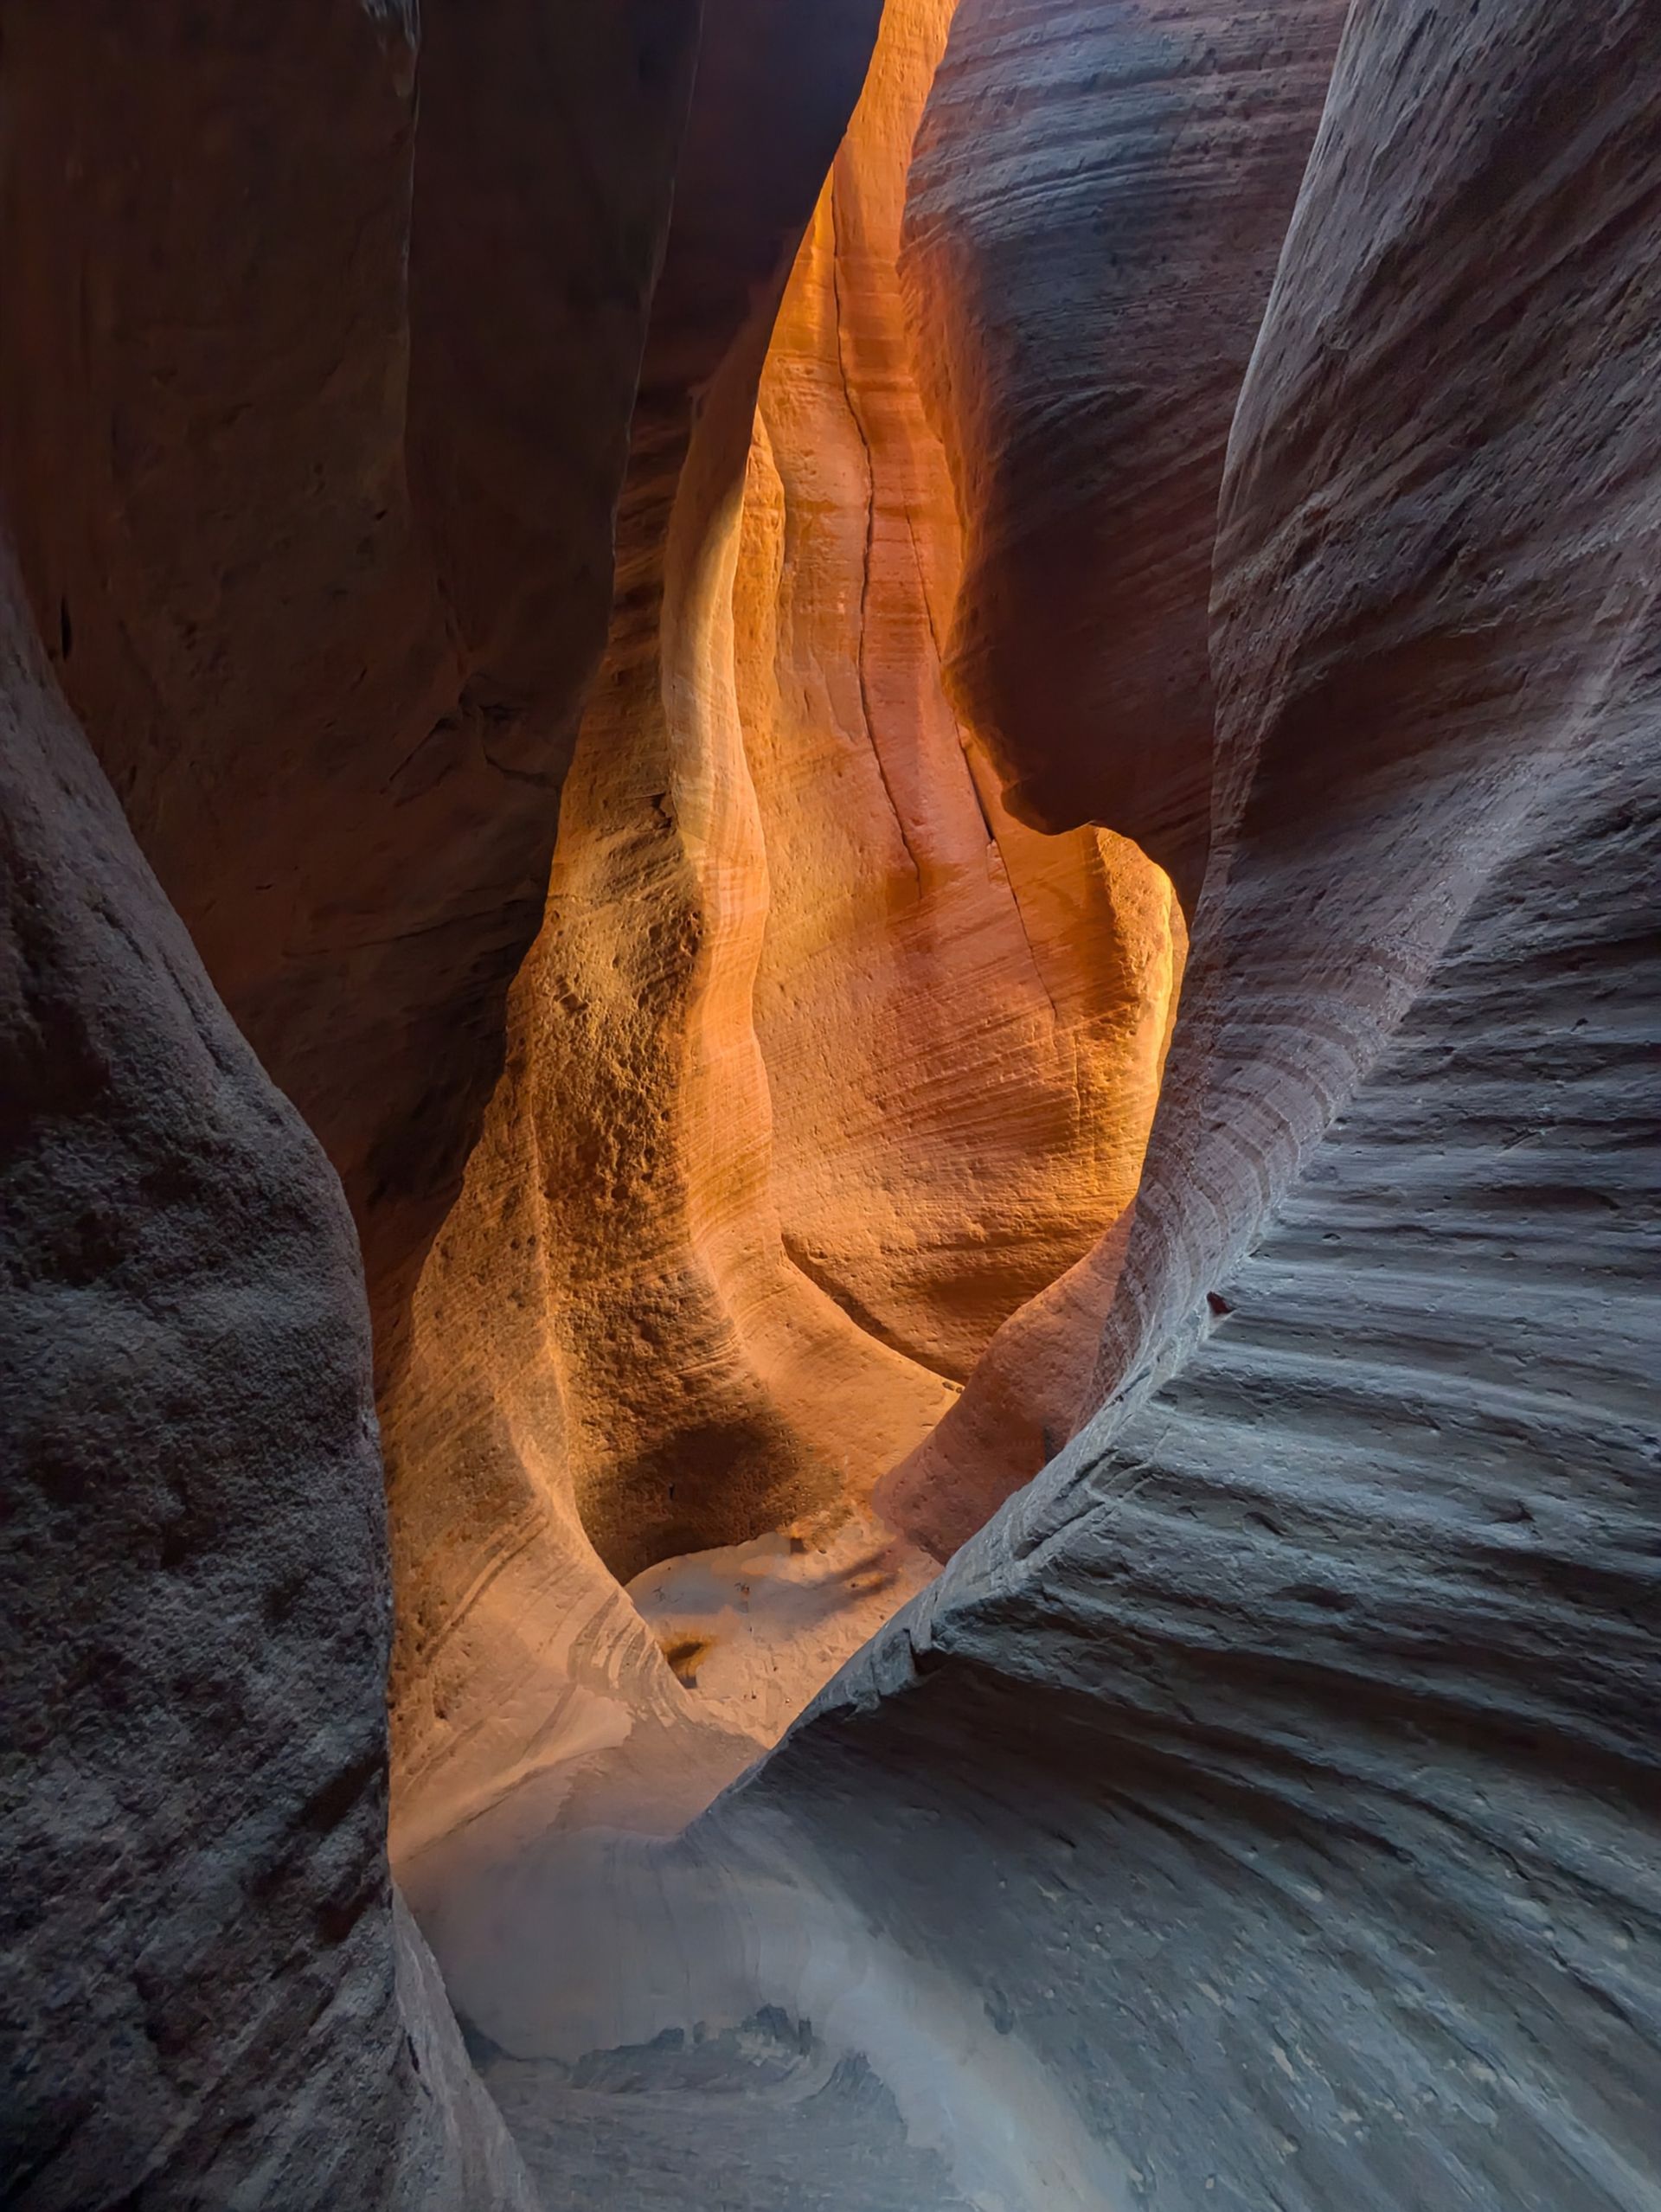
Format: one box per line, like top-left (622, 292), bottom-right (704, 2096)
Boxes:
top-left (1087, 0), bottom-right (1661, 1422)
top-left (0, 0), bottom-right (875, 2197)
top-left (721, 723), bottom-right (1660, 2212)
top-left (0, 0), bottom-right (702, 1375)
top-left (901, 0), bottom-right (1348, 901)
top-left (872, 0), bottom-right (1345, 1550)
top-left (0, 551), bottom-right (535, 2206)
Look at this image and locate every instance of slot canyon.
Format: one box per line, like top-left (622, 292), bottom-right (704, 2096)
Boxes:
top-left (1, 2), bottom-right (1656, 2208)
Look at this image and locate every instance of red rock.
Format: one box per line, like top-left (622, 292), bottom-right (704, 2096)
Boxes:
top-left (384, 0), bottom-right (1183, 1846)
top-left (0, 0), bottom-right (702, 1375)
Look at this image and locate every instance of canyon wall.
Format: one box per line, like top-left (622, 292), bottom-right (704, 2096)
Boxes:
top-left (877, 0), bottom-right (1344, 1553)
top-left (417, 2), bottom-right (1661, 2206)
top-left (6, 0), bottom-right (1658, 2204)
top-left (0, 0), bottom-right (703, 1373)
top-left (0, 547), bottom-right (534, 2204)
top-left (774, 9), bottom-right (1661, 2200)
top-left (382, 0), bottom-right (903, 1858)
top-left (0, 0), bottom-right (878, 2194)
top-left (740, 23), bottom-right (1178, 1399)
top-left (385, 0), bottom-right (1181, 1853)
top-left (900, 0), bottom-right (1349, 899)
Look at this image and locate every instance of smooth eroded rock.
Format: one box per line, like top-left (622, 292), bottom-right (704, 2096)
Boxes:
top-left (0, 552), bottom-right (533, 2208)
top-left (901, 0), bottom-right (1346, 899)
top-left (0, 0), bottom-right (702, 1373)
top-left (414, 4), bottom-right (1661, 2202)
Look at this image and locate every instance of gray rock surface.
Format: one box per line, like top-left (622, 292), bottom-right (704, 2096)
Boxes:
top-left (0, 552), bottom-right (532, 2207)
top-left (398, 698), bottom-right (1661, 2211)
top-left (877, 0), bottom-right (1350, 1552)
top-left (482, 2011), bottom-right (972, 2211)
top-left (901, 0), bottom-right (1347, 901)
top-left (6, 0), bottom-right (1658, 2205)
top-left (717, 3), bottom-right (1661, 2202)
top-left (727, 715), bottom-right (1660, 2210)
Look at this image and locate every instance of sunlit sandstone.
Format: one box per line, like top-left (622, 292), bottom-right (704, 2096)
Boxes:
top-left (386, 0), bottom-right (1178, 1855)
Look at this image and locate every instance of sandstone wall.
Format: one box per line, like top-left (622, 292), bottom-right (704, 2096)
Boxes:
top-left (741, 13), bottom-right (1178, 1396)
top-left (728, 3), bottom-right (1661, 2201)
top-left (876, 0), bottom-right (1342, 1552)
top-left (12, 0), bottom-right (1657, 2202)
top-left (386, 0), bottom-right (1180, 1851)
top-left (0, 0), bottom-right (702, 1374)
top-left (901, 0), bottom-right (1348, 900)
top-left (415, 3), bottom-right (1661, 2204)
top-left (0, 549), bottom-right (533, 2206)
top-left (383, 0), bottom-right (902, 1856)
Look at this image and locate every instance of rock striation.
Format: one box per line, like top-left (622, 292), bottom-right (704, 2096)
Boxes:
top-left (900, 0), bottom-right (1348, 901)
top-left (384, 0), bottom-right (1181, 1856)
top-left (414, 2), bottom-right (1661, 2206)
top-left (382, 0), bottom-right (906, 1863)
top-left (740, 10), bottom-right (1178, 1400)
top-left (6, 0), bottom-right (1658, 2204)
top-left (875, 0), bottom-right (1344, 1555)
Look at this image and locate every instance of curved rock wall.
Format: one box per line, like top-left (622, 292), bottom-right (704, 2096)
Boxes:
top-left (900, 0), bottom-right (1348, 897)
top-left (1086, 0), bottom-right (1661, 1429)
top-left (383, 0), bottom-right (903, 1856)
top-left (877, 0), bottom-right (1343, 1553)
top-left (725, 695), bottom-right (1661, 2212)
top-left (0, 0), bottom-right (702, 1374)
top-left (12, 0), bottom-right (1658, 2203)
top-left (0, 548), bottom-right (533, 2206)
top-left (741, 20), bottom-right (1179, 1394)
top-left (414, 3), bottom-right (1661, 2206)
top-left (386, 0), bottom-right (1181, 1851)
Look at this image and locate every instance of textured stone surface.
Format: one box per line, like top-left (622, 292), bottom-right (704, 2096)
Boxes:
top-left (417, 2), bottom-right (1661, 2204)
top-left (11, 0), bottom-right (1659, 2202)
top-left (874, 0), bottom-right (1343, 1552)
top-left (1087, 0), bottom-right (1661, 1423)
top-left (779, 0), bottom-right (1661, 2193)
top-left (741, 11), bottom-right (1178, 1393)
top-left (901, 0), bottom-right (1347, 897)
top-left (0, 555), bottom-right (532, 2207)
top-left (384, 0), bottom-right (899, 1860)
top-left (720, 721), bottom-right (1661, 2212)
top-left (386, 0), bottom-right (1179, 1856)
top-left (481, 2011), bottom-right (973, 2210)
top-left (0, 0), bottom-right (702, 1372)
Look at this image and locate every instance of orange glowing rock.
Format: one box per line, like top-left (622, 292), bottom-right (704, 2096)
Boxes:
top-left (388, 0), bottom-right (1181, 1850)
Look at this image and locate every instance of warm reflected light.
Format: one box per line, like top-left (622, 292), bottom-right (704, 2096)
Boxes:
top-left (385, 0), bottom-right (1180, 1862)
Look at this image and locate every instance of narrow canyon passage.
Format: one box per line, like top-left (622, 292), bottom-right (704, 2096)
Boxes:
top-left (385, 0), bottom-right (1182, 1863)
top-left (3, 3), bottom-right (1658, 2209)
